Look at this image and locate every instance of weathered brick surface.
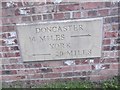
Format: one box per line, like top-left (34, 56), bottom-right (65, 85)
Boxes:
top-left (1, 1), bottom-right (119, 87)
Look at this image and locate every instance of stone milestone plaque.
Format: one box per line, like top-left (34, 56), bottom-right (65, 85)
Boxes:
top-left (17, 18), bottom-right (103, 62)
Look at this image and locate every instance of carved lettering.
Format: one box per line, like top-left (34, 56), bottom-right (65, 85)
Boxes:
top-left (56, 49), bottom-right (92, 57)
top-left (29, 36), bottom-right (36, 41)
top-left (49, 43), bottom-right (71, 49)
top-left (35, 24), bottom-right (83, 33)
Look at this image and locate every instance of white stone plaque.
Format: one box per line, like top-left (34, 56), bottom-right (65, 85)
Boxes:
top-left (17, 18), bottom-right (103, 62)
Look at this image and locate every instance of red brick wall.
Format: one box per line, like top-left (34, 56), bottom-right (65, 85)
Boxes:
top-left (1, 0), bottom-right (120, 87)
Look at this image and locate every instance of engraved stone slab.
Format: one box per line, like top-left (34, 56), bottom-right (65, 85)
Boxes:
top-left (17, 18), bottom-right (103, 62)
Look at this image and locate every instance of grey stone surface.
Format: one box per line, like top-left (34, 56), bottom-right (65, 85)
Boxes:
top-left (17, 18), bottom-right (103, 62)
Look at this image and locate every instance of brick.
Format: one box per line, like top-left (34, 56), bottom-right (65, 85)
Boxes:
top-left (0, 40), bottom-right (5, 46)
top-left (2, 2), bottom-right (7, 8)
top-left (73, 65), bottom-right (91, 71)
top-left (75, 59), bottom-right (81, 65)
top-left (0, 18), bottom-right (2, 25)
top-left (14, 39), bottom-right (18, 44)
top-left (15, 52), bottom-right (20, 57)
top-left (42, 60), bottom-right (63, 67)
top-left (63, 71), bottom-right (89, 77)
top-left (59, 4), bottom-right (80, 11)
top-left (22, 16), bottom-right (31, 22)
top-left (119, 32), bottom-right (120, 37)
top-left (1, 33), bottom-right (7, 38)
top-left (64, 13), bottom-right (70, 19)
top-left (103, 46), bottom-right (110, 51)
top-left (54, 13), bottom-right (64, 20)
top-left (10, 46), bottom-right (19, 51)
top-left (2, 8), bottom-right (15, 17)
top-left (111, 2), bottom-right (119, 7)
top-left (88, 10), bottom-right (97, 17)
top-left (46, 0), bottom-right (54, 4)
top-left (75, 71), bottom-right (92, 76)
top-left (73, 77), bottom-right (90, 81)
top-left (110, 63), bottom-right (120, 69)
top-left (104, 17), bottom-right (112, 24)
top-left (5, 64), bottom-right (23, 69)
top-left (1, 46), bottom-right (9, 52)
top-left (17, 69), bottom-right (35, 75)
top-left (73, 12), bottom-right (81, 18)
top-left (15, 9), bottom-right (20, 16)
top-left (110, 46), bottom-right (116, 50)
top-left (0, 53), bottom-right (2, 58)
top-left (103, 51), bottom-right (116, 58)
top-left (94, 58), bottom-right (100, 64)
top-left (53, 66), bottom-right (72, 73)
top-left (46, 5), bottom-right (55, 13)
top-left (2, 26), bottom-right (16, 32)
top-left (24, 62), bottom-right (42, 68)
top-left (16, 2), bottom-right (23, 7)
top-left (100, 69), bottom-right (119, 76)
top-left (0, 70), bottom-right (2, 75)
top-left (2, 59), bottom-right (10, 65)
top-left (34, 6), bottom-right (44, 13)
top-left (2, 17), bottom-right (17, 25)
top-left (63, 72), bottom-right (74, 77)
top-left (2, 70), bottom-right (17, 75)
top-left (104, 31), bottom-right (118, 38)
top-left (28, 74), bottom-right (43, 79)
top-left (54, 77), bottom-right (72, 82)
top-left (103, 39), bottom-right (111, 45)
top-left (101, 64), bottom-right (110, 69)
top-left (81, 71), bottom-right (87, 76)
top-left (100, 58), bottom-right (119, 63)
top-left (3, 53), bottom-right (17, 58)
top-left (81, 2), bottom-right (104, 9)
top-left (35, 69), bottom-right (42, 73)
top-left (43, 14), bottom-right (52, 20)
top-left (44, 73), bottom-right (62, 78)
top-left (116, 46), bottom-right (120, 50)
top-left (110, 8), bottom-right (119, 15)
top-left (23, 2), bottom-right (36, 6)
top-left (117, 51), bottom-right (120, 57)
top-left (112, 16), bottom-right (119, 23)
top-left (74, 71), bottom-right (81, 76)
top-left (103, 24), bottom-right (112, 31)
top-left (37, 15), bottom-right (42, 20)
top-left (98, 9), bottom-right (109, 16)
top-left (81, 59), bottom-right (89, 64)
top-left (2, 75), bottom-right (26, 81)
top-left (41, 68), bottom-right (53, 73)
top-left (105, 2), bottom-right (111, 7)
top-left (112, 24), bottom-right (119, 31)
top-left (32, 15), bottom-right (38, 21)
top-left (119, 8), bottom-right (120, 15)
top-left (9, 59), bottom-right (20, 64)
top-left (90, 75), bottom-right (111, 81)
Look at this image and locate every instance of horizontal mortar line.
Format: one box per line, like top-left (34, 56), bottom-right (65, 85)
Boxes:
top-left (71, 34), bottom-right (91, 37)
top-left (32, 54), bottom-right (51, 56)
